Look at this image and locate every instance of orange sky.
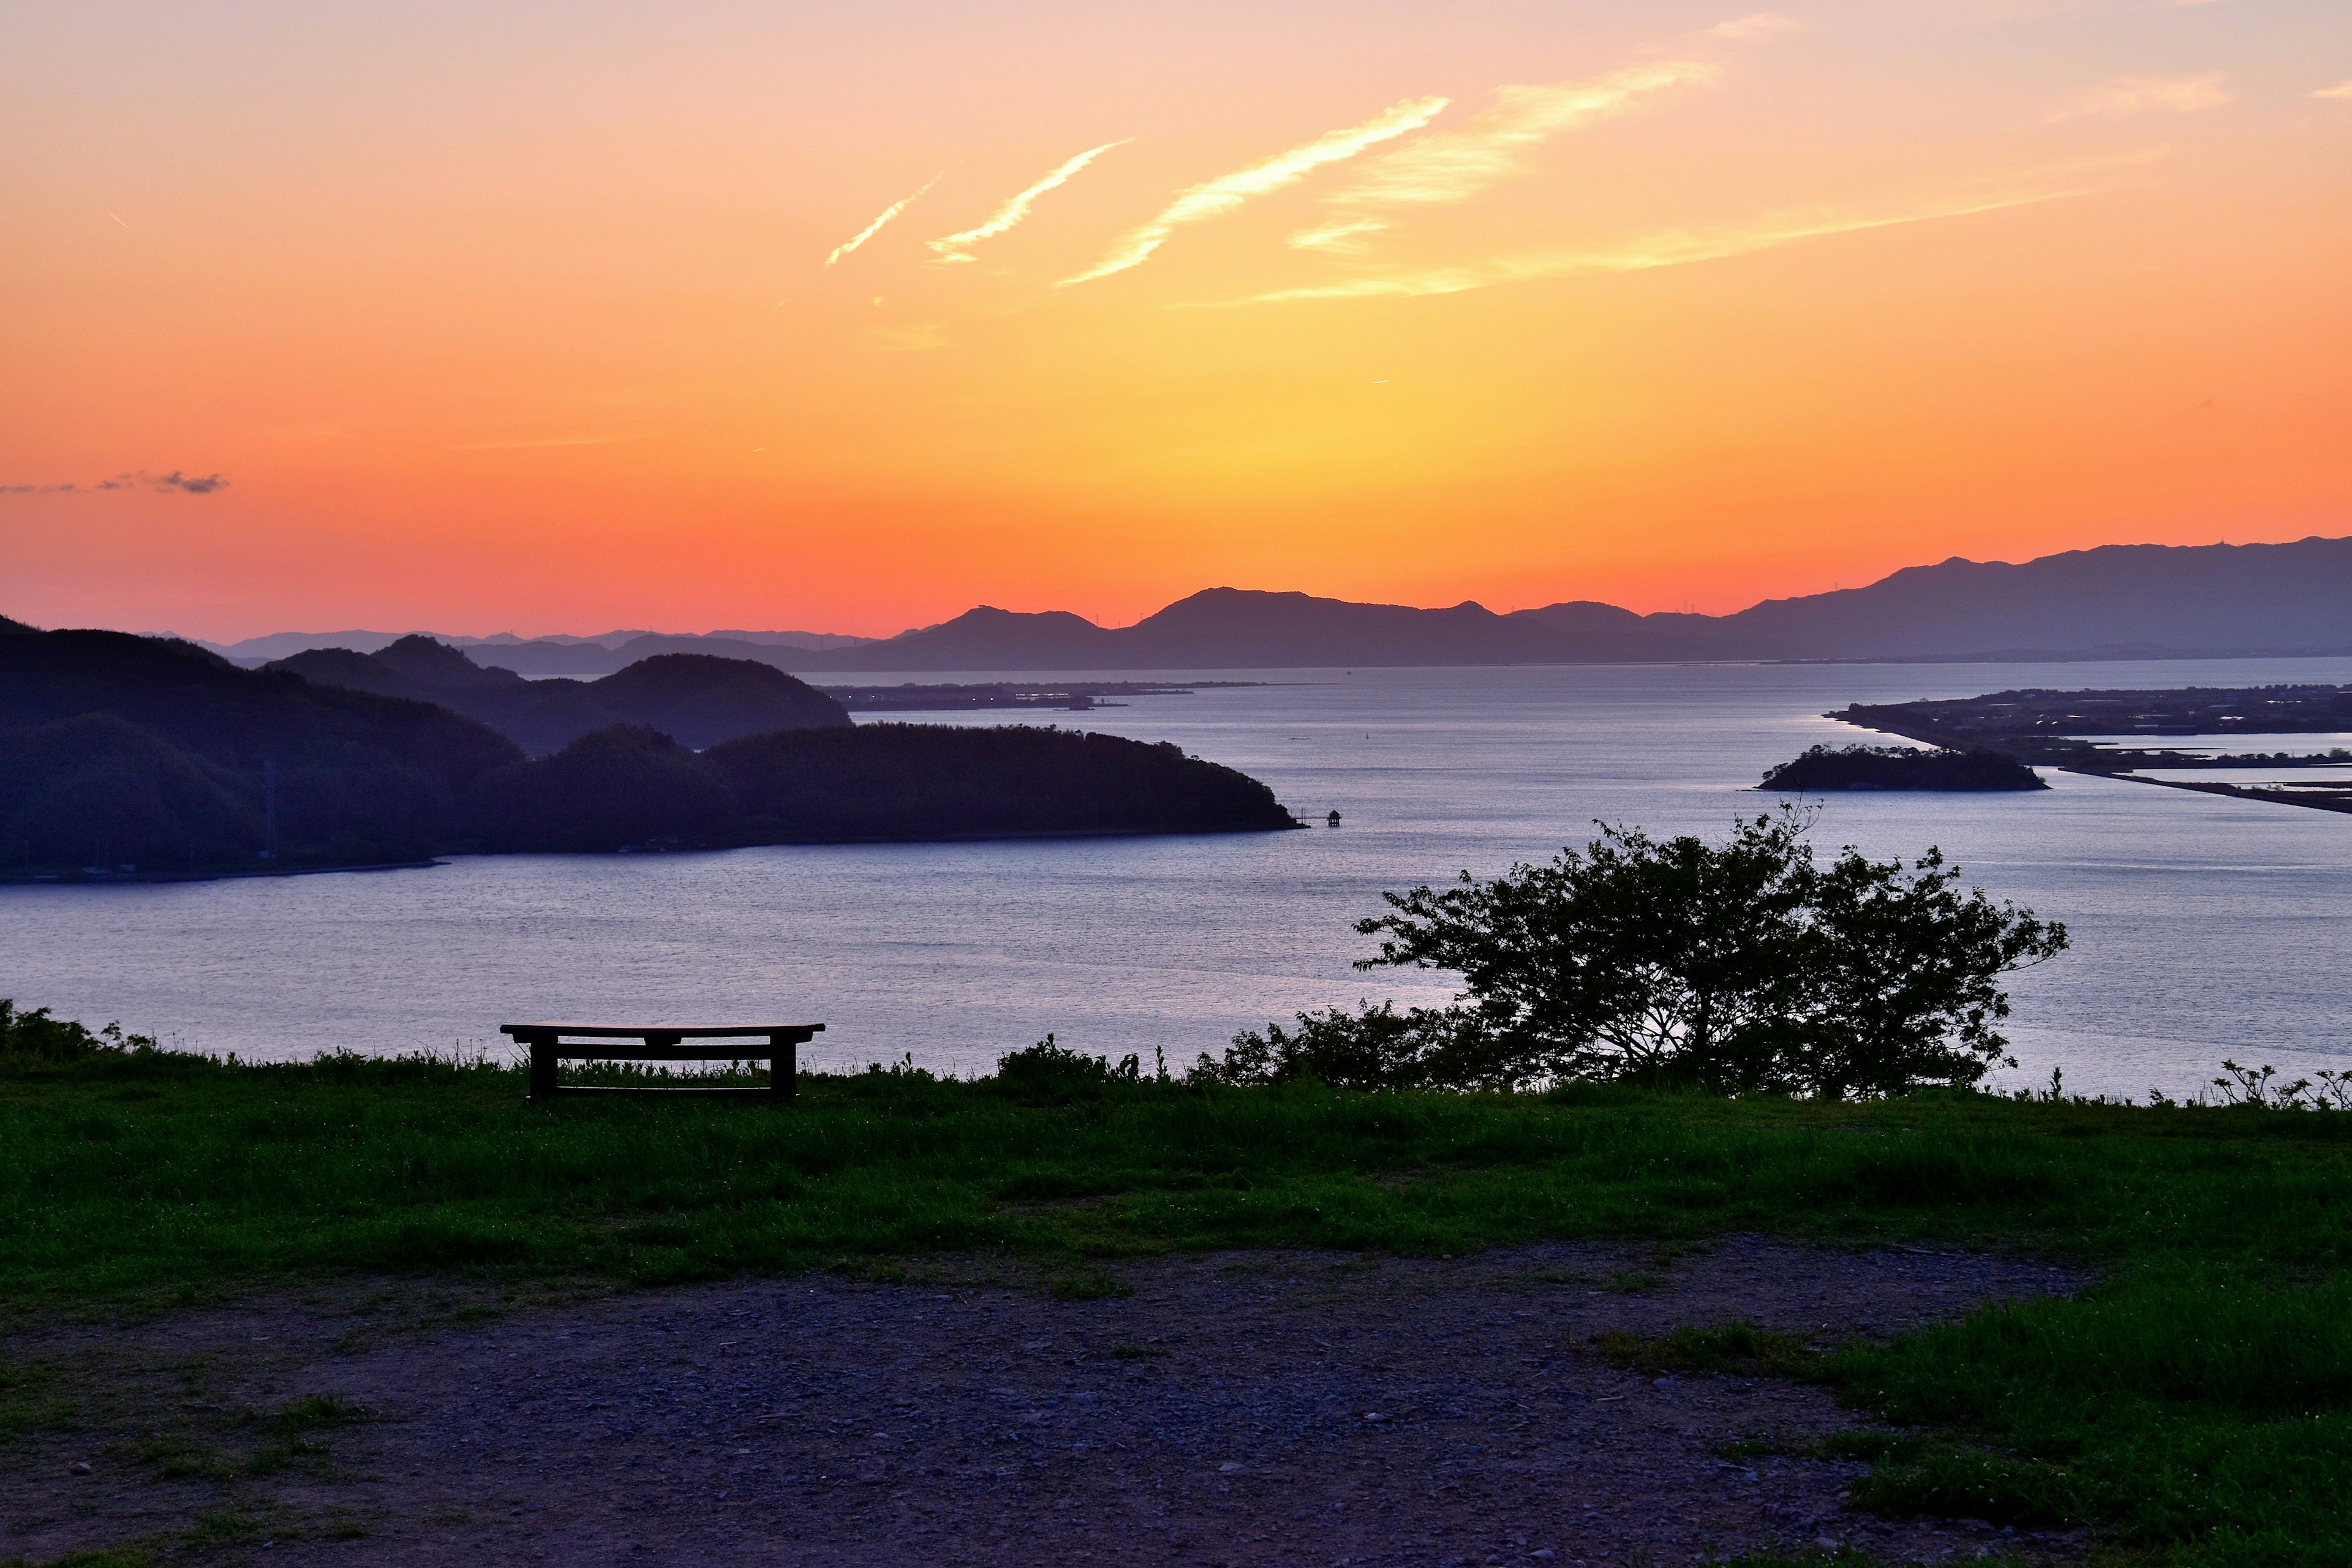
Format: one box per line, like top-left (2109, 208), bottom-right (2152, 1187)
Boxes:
top-left (4, 1), bottom-right (2348, 640)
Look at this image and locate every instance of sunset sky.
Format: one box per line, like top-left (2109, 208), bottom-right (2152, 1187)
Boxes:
top-left (4, 1), bottom-right (2348, 641)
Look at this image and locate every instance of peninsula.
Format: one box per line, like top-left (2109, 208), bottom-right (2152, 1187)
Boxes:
top-left (1834, 684), bottom-right (2352, 815)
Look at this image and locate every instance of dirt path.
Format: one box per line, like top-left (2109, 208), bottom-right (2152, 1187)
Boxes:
top-left (5, 1239), bottom-right (2086, 1566)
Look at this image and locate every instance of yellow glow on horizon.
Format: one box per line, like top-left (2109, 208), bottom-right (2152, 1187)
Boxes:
top-left (1, 1), bottom-right (2345, 640)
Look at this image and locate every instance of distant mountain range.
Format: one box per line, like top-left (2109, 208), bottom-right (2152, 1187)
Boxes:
top-left (187, 534), bottom-right (2352, 674)
top-left (198, 625), bottom-right (871, 667)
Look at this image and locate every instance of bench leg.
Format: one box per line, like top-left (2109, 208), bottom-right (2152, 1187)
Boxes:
top-left (527, 1035), bottom-right (559, 1102)
top-left (770, 1034), bottom-right (797, 1102)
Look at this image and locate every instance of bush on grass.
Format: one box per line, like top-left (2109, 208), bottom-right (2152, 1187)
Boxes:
top-left (984, 1034), bottom-right (1142, 1104)
top-left (0, 998), bottom-right (155, 1062)
top-left (1193, 1000), bottom-right (1523, 1092)
top-left (1202, 808), bottom-right (2069, 1099)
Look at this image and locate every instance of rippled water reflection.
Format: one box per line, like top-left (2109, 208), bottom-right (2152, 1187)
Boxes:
top-left (7, 658), bottom-right (2350, 1097)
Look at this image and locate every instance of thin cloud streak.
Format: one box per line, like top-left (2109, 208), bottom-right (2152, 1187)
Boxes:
top-left (1057, 97), bottom-right (1450, 287)
top-left (2315, 80), bottom-right (2352, 100)
top-left (1227, 183), bottom-right (2111, 306)
top-left (1288, 217), bottom-right (1391, 252)
top-left (927, 140), bottom-right (1131, 264)
top-left (2048, 74), bottom-right (2229, 121)
top-left (825, 172), bottom-right (944, 267)
top-left (1335, 63), bottom-right (1715, 209)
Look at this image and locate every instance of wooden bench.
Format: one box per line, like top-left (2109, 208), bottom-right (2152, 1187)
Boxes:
top-left (498, 1023), bottom-right (824, 1102)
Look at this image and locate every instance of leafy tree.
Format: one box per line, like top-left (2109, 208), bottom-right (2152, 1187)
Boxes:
top-left (1206, 808), bottom-right (2068, 1098)
top-left (1779, 840), bottom-right (2068, 1096)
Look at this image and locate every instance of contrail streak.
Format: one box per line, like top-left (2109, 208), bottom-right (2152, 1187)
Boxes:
top-left (825, 172), bottom-right (943, 267)
top-left (1058, 97), bottom-right (1449, 287)
top-left (927, 140), bottom-right (1131, 264)
top-left (1340, 62), bottom-right (1713, 213)
top-left (1229, 185), bottom-right (2098, 305)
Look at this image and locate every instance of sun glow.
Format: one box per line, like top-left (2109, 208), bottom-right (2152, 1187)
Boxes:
top-left (2, 2), bottom-right (2344, 639)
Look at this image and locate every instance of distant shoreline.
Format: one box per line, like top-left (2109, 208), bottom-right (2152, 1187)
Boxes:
top-left (1, 859), bottom-right (444, 888)
top-left (0, 819), bottom-right (1314, 888)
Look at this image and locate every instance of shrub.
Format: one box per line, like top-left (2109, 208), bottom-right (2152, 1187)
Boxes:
top-left (1202, 808), bottom-right (2067, 1098)
top-left (0, 1000), bottom-right (154, 1062)
top-left (1192, 1001), bottom-right (1526, 1091)
top-left (985, 1034), bottom-right (1142, 1104)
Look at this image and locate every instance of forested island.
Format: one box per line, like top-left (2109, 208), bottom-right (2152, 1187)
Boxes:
top-left (1758, 744), bottom-right (2045, 792)
top-left (0, 624), bottom-right (1298, 878)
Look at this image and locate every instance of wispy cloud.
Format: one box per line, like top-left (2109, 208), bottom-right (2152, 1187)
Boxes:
top-left (2049, 74), bottom-right (2229, 121)
top-left (1289, 62), bottom-right (1717, 252)
top-left (927, 140), bottom-right (1131, 265)
top-left (1709, 13), bottom-right (1800, 40)
top-left (2, 469), bottom-right (228, 496)
top-left (2315, 80), bottom-right (2352, 101)
top-left (1224, 169), bottom-right (2131, 306)
top-left (1287, 217), bottom-right (1393, 253)
top-left (1057, 97), bottom-right (1450, 286)
top-left (825, 172), bottom-right (944, 267)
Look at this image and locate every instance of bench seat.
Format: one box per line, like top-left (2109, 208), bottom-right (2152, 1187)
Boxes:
top-left (499, 1023), bottom-right (824, 1102)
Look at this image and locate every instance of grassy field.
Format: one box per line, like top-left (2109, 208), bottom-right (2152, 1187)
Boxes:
top-left (4, 1038), bottom-right (2350, 1566)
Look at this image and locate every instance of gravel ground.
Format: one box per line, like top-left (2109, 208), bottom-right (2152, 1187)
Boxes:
top-left (6, 1238), bottom-right (2087, 1566)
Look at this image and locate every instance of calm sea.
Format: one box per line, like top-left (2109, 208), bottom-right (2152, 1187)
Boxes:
top-left (7, 658), bottom-right (2351, 1098)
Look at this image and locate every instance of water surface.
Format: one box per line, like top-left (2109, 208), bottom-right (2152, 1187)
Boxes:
top-left (7, 658), bottom-right (2350, 1098)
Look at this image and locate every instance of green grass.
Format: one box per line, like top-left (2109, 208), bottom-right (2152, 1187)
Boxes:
top-left (4, 1047), bottom-right (2351, 1565)
top-left (1594, 1319), bottom-right (1822, 1379)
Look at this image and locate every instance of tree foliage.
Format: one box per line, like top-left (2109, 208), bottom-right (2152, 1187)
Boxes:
top-left (1205, 809), bottom-right (2068, 1098)
top-left (0, 1000), bottom-right (154, 1062)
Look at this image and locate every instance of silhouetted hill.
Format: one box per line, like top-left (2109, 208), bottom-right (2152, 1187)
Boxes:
top-left (270, 638), bottom-right (850, 754)
top-left (714, 723), bottom-right (1298, 841)
top-left (464, 723), bottom-right (1300, 852)
top-left (1123, 590), bottom-right (1561, 667)
top-left (1701, 537), bottom-right (2352, 660)
top-left (0, 714), bottom-right (261, 871)
top-left (758, 535), bottom-right (2352, 671)
top-left (372, 634), bottom-right (529, 690)
top-left (0, 614), bottom-right (36, 636)
top-left (788, 607), bottom-right (1123, 673)
top-left (263, 646), bottom-right (418, 699)
top-left (582, 654), bottom-right (851, 749)
top-left (477, 631), bottom-right (869, 677)
top-left (0, 628), bottom-right (522, 873)
top-left (200, 626), bottom-right (870, 668)
top-left (1, 631), bottom-right (1299, 875)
